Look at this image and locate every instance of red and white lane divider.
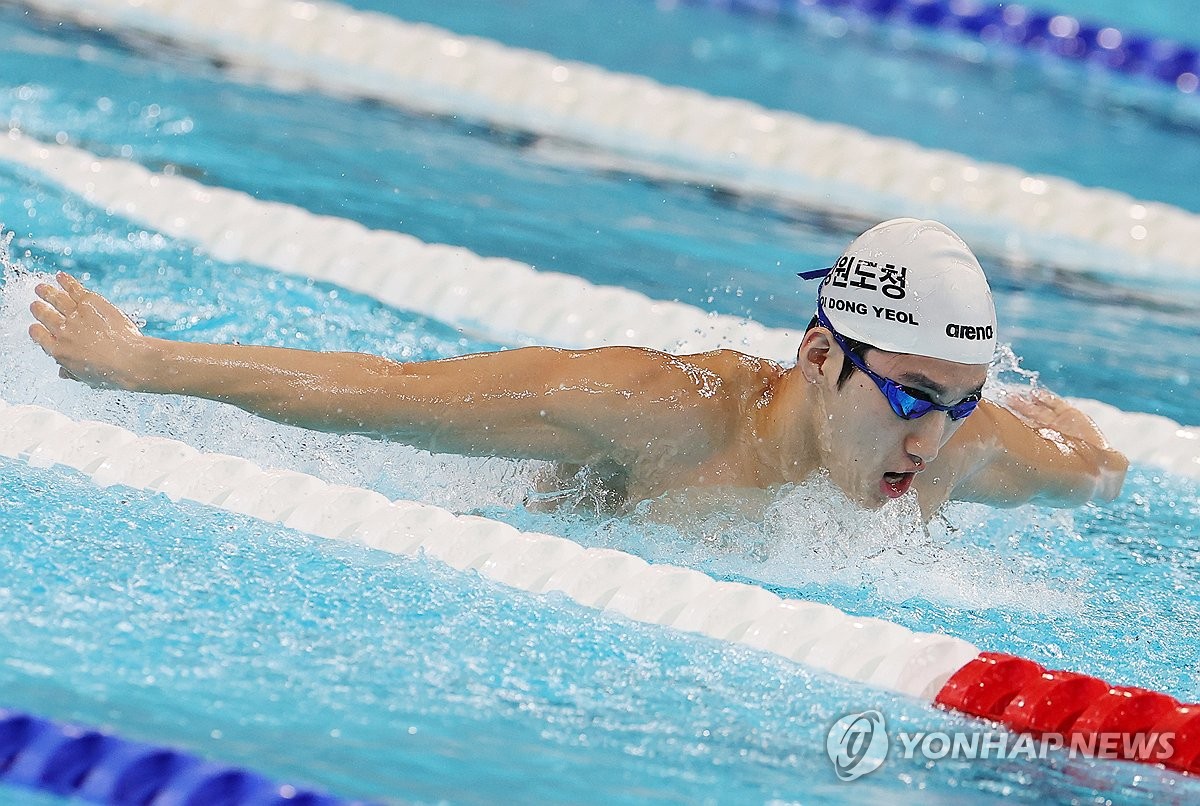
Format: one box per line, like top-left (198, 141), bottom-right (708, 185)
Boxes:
top-left (1, 399), bottom-right (1196, 774)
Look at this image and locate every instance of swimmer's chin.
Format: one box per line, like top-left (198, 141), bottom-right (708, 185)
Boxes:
top-left (829, 474), bottom-right (919, 512)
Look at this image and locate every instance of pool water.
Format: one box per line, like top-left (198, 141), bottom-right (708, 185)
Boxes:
top-left (0, 456), bottom-right (1195, 805)
top-left (1, 8), bottom-right (1196, 422)
top-left (0, 1), bottom-right (1198, 803)
top-left (346, 0), bottom-right (1200, 212)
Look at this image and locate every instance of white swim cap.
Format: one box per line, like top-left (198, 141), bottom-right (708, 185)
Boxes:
top-left (816, 218), bottom-right (997, 364)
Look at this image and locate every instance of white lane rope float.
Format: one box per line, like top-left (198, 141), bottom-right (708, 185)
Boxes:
top-left (8, 0), bottom-right (1200, 279)
top-left (0, 398), bottom-right (981, 700)
top-left (2, 130), bottom-right (1196, 478)
top-left (3, 400), bottom-right (1198, 774)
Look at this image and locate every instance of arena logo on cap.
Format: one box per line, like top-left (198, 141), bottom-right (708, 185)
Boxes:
top-left (945, 323), bottom-right (994, 340)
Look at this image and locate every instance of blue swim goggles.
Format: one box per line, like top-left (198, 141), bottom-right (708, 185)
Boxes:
top-left (816, 306), bottom-right (980, 421)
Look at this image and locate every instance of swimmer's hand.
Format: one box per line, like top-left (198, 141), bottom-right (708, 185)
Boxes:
top-left (28, 272), bottom-right (150, 390)
top-left (1002, 389), bottom-right (1128, 501)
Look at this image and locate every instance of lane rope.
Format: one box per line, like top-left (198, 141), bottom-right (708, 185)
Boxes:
top-left (9, 0), bottom-right (1200, 278)
top-left (2, 399), bottom-right (1196, 773)
top-left (0, 398), bottom-right (982, 700)
top-left (658, 0), bottom-right (1200, 95)
top-left (3, 130), bottom-right (1196, 478)
top-left (0, 705), bottom-right (369, 805)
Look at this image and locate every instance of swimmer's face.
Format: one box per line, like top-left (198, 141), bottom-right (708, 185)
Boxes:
top-left (811, 341), bottom-right (988, 508)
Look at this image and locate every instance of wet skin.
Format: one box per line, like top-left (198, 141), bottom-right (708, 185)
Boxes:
top-left (29, 273), bottom-right (1128, 521)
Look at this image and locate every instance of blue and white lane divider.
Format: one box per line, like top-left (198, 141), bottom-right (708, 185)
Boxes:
top-left (10, 0), bottom-right (1200, 278)
top-left (664, 0), bottom-right (1200, 94)
top-left (1, 131), bottom-right (1196, 479)
top-left (0, 707), bottom-right (369, 805)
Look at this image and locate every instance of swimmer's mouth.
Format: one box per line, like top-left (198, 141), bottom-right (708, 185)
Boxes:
top-left (880, 472), bottom-right (916, 499)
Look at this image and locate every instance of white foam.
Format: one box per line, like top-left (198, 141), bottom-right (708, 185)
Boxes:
top-left (615, 474), bottom-right (1088, 617)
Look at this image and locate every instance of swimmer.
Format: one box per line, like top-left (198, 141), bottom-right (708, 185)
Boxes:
top-left (27, 218), bottom-right (1128, 520)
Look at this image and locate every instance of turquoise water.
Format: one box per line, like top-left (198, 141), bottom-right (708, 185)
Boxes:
top-left (0, 1), bottom-right (1199, 804)
top-left (0, 458), bottom-right (1196, 804)
top-left (0, 8), bottom-right (1196, 424)
top-left (348, 0), bottom-right (1200, 212)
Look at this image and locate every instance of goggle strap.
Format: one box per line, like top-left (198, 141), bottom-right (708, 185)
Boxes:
top-left (817, 302), bottom-right (980, 421)
top-left (797, 267), bottom-right (833, 281)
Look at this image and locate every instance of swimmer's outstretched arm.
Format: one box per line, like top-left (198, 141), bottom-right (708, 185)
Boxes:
top-left (28, 273), bottom-right (722, 465)
top-left (947, 394), bottom-right (1128, 508)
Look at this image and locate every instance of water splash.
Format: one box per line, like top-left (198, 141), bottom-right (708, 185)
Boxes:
top-left (985, 341), bottom-right (1059, 421)
top-left (0, 240), bottom-right (1089, 617)
top-left (0, 259), bottom-right (542, 512)
top-left (493, 471), bottom-right (1088, 617)
top-left (0, 227), bottom-right (21, 280)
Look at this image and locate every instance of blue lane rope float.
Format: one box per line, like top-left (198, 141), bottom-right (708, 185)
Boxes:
top-left (0, 709), bottom-right (372, 806)
top-left (663, 0), bottom-right (1200, 94)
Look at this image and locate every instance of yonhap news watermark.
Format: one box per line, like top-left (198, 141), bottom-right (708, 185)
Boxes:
top-left (826, 709), bottom-right (1176, 781)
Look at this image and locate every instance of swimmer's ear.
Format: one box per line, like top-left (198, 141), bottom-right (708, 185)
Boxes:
top-left (797, 328), bottom-right (834, 384)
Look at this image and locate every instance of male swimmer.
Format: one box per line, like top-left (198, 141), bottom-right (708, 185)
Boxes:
top-left (27, 218), bottom-right (1127, 520)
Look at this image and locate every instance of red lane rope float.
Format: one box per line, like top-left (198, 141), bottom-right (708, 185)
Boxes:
top-left (1002, 670), bottom-right (1111, 736)
top-left (1154, 706), bottom-right (1200, 772)
top-left (935, 652), bottom-right (1200, 773)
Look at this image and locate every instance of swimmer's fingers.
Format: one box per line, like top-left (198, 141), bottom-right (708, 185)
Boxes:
top-left (28, 321), bottom-right (55, 355)
top-left (56, 271), bottom-right (88, 302)
top-left (1003, 392), bottom-right (1040, 415)
top-left (1006, 389), bottom-right (1098, 443)
top-left (1028, 388), bottom-right (1067, 408)
top-left (29, 299), bottom-right (66, 333)
top-left (35, 280), bottom-right (77, 314)
top-left (28, 303), bottom-right (79, 381)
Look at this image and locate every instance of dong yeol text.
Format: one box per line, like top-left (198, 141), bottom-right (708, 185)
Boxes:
top-left (819, 296), bottom-right (920, 326)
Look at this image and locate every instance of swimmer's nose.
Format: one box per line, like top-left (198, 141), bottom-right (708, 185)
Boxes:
top-left (905, 412), bottom-right (947, 467)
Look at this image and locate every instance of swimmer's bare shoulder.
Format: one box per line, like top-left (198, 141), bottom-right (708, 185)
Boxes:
top-left (500, 344), bottom-right (750, 470)
top-left (562, 346), bottom-right (776, 469)
top-left (456, 347), bottom-right (778, 511)
top-left (528, 348), bottom-right (775, 509)
top-left (613, 348), bottom-right (781, 499)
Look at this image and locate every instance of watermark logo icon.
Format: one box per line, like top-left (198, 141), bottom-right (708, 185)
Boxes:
top-left (826, 709), bottom-right (889, 781)
top-left (825, 707), bottom-right (1176, 781)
